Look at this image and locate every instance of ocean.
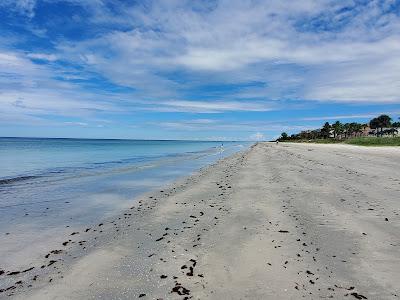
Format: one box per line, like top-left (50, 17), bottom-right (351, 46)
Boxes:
top-left (0, 138), bottom-right (250, 269)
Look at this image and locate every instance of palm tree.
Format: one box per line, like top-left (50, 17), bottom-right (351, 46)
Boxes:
top-left (282, 115), bottom-right (397, 141)
top-left (321, 122), bottom-right (331, 139)
top-left (343, 123), bottom-right (351, 139)
top-left (347, 122), bottom-right (360, 138)
top-left (348, 123), bottom-right (355, 138)
top-left (332, 121), bottom-right (342, 139)
top-left (354, 123), bottom-right (363, 137)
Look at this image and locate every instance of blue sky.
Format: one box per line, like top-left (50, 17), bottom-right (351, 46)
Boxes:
top-left (0, 0), bottom-right (399, 141)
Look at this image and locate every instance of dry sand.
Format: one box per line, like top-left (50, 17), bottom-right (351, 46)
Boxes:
top-left (1, 142), bottom-right (400, 299)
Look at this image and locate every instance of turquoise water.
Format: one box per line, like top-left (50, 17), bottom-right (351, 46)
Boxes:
top-left (0, 138), bottom-right (245, 180)
top-left (0, 138), bottom-right (250, 212)
top-left (0, 138), bottom-right (250, 268)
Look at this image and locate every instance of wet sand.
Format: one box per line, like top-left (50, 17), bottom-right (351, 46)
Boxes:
top-left (1, 142), bottom-right (400, 299)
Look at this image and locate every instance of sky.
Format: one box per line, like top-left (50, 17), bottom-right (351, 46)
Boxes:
top-left (0, 0), bottom-right (399, 141)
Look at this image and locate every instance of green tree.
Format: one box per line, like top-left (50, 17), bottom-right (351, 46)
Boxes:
top-left (321, 122), bottom-right (331, 139)
top-left (390, 121), bottom-right (400, 137)
top-left (332, 121), bottom-right (343, 139)
top-left (280, 132), bottom-right (288, 140)
top-left (348, 123), bottom-right (355, 138)
top-left (343, 123), bottom-right (350, 139)
top-left (347, 122), bottom-right (360, 138)
top-left (369, 118), bottom-right (380, 136)
top-left (375, 115), bottom-right (392, 136)
top-left (353, 123), bottom-right (363, 137)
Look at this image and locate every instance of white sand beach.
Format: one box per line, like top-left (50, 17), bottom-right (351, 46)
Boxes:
top-left (1, 142), bottom-right (400, 299)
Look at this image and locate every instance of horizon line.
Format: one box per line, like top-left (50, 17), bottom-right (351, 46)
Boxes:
top-left (0, 136), bottom-right (258, 143)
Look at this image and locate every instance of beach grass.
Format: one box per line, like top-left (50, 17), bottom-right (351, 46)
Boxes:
top-left (281, 136), bottom-right (400, 146)
top-left (281, 139), bottom-right (341, 144)
top-left (344, 136), bottom-right (400, 146)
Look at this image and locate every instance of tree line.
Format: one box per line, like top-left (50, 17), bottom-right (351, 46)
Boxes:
top-left (279, 115), bottom-right (400, 141)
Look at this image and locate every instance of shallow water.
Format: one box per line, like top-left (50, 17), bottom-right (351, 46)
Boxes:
top-left (0, 138), bottom-right (250, 269)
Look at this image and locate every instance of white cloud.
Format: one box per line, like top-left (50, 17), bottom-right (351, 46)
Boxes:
top-left (64, 122), bottom-right (88, 126)
top-left (0, 50), bottom-right (121, 124)
top-left (156, 100), bottom-right (275, 113)
top-left (249, 132), bottom-right (265, 141)
top-left (300, 111), bottom-right (400, 121)
top-left (157, 119), bottom-right (316, 133)
top-left (304, 48), bottom-right (400, 102)
top-left (27, 53), bottom-right (58, 61)
top-left (53, 0), bottom-right (400, 104)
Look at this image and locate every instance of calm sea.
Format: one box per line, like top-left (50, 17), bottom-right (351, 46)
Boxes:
top-left (0, 138), bottom-right (250, 269)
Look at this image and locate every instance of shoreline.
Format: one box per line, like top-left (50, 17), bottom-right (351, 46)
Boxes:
top-left (2, 142), bottom-right (400, 299)
top-left (0, 141), bottom-right (247, 274)
top-left (0, 145), bottom-right (254, 298)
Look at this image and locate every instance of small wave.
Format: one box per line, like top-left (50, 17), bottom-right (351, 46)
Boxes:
top-left (0, 175), bottom-right (40, 185)
top-left (0, 144), bottom-right (241, 188)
